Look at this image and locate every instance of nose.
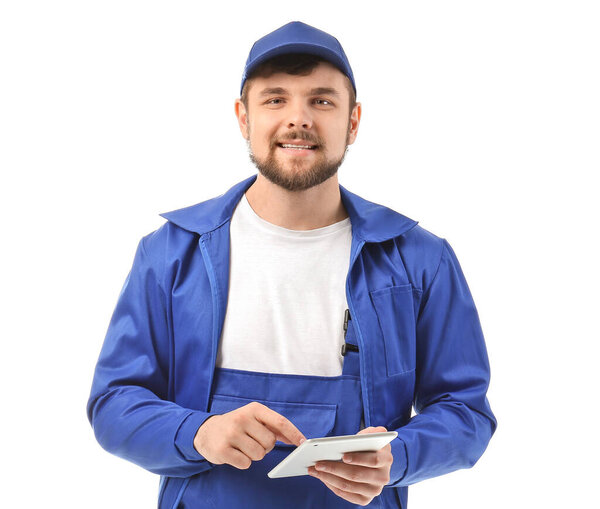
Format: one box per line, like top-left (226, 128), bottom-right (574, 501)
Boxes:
top-left (286, 100), bottom-right (313, 130)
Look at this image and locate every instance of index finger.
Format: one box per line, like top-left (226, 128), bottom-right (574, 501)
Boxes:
top-left (253, 405), bottom-right (306, 446)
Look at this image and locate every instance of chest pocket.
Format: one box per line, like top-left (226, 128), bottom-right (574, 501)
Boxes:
top-left (369, 284), bottom-right (417, 377)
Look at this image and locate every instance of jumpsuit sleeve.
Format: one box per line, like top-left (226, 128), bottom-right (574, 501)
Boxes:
top-left (86, 235), bottom-right (218, 478)
top-left (387, 238), bottom-right (497, 487)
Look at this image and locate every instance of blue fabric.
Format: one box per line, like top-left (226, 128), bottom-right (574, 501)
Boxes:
top-left (170, 367), bottom-right (369, 508)
top-left (87, 173), bottom-right (497, 508)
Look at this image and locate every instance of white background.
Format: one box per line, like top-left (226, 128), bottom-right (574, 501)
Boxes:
top-left (1, 1), bottom-right (598, 507)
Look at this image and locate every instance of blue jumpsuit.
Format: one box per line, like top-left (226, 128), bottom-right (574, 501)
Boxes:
top-left (88, 174), bottom-right (497, 509)
top-left (161, 313), bottom-right (402, 508)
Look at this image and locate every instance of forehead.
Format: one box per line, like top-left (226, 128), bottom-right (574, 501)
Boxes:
top-left (247, 61), bottom-right (350, 100)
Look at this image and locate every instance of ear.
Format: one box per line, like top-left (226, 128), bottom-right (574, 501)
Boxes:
top-left (346, 102), bottom-right (362, 146)
top-left (234, 99), bottom-right (249, 140)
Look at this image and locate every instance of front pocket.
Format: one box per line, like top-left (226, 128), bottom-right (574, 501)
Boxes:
top-left (369, 284), bottom-right (417, 376)
top-left (208, 394), bottom-right (337, 448)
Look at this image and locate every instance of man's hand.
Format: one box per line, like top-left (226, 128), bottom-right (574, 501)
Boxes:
top-left (193, 401), bottom-right (306, 469)
top-left (307, 426), bottom-right (394, 506)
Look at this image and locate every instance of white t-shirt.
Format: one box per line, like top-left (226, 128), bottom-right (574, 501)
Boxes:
top-left (216, 192), bottom-right (353, 377)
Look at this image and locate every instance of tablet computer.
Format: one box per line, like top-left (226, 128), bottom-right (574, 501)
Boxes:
top-left (267, 431), bottom-right (397, 479)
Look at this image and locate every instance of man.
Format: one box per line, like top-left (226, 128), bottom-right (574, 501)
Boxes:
top-left (87, 21), bottom-right (497, 508)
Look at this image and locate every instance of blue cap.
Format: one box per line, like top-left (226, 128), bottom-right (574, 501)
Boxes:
top-left (240, 21), bottom-right (356, 96)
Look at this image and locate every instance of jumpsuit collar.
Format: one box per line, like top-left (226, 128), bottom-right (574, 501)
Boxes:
top-left (159, 174), bottom-right (418, 242)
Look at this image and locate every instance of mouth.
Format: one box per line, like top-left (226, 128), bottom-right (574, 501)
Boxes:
top-left (276, 140), bottom-right (319, 156)
top-left (277, 143), bottom-right (318, 150)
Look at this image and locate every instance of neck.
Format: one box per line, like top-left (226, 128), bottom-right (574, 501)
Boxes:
top-left (244, 173), bottom-right (349, 230)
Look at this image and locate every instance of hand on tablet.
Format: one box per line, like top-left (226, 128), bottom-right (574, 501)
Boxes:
top-left (193, 401), bottom-right (306, 470)
top-left (307, 426), bottom-right (394, 506)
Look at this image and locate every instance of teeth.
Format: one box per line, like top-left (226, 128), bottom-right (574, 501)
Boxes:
top-left (281, 144), bottom-right (314, 149)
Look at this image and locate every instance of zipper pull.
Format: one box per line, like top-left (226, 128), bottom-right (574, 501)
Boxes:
top-left (341, 308), bottom-right (359, 356)
top-left (343, 308), bottom-right (350, 336)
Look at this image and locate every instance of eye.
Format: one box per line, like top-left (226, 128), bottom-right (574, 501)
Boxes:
top-left (266, 98), bottom-right (284, 105)
top-left (314, 98), bottom-right (333, 106)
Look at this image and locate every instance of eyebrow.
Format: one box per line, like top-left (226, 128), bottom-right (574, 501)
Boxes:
top-left (258, 86), bottom-right (340, 97)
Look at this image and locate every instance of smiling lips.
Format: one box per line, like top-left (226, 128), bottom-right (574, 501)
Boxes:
top-left (276, 139), bottom-right (318, 155)
top-left (280, 143), bottom-right (315, 149)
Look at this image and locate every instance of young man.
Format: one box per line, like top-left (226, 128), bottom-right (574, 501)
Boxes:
top-left (87, 21), bottom-right (497, 508)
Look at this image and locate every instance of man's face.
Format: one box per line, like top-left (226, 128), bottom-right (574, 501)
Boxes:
top-left (235, 61), bottom-right (361, 192)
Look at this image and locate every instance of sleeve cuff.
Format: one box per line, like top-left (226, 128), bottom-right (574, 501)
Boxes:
top-left (174, 410), bottom-right (219, 462)
top-left (386, 436), bottom-right (408, 487)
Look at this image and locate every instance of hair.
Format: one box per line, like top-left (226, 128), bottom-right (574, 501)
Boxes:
top-left (240, 53), bottom-right (357, 116)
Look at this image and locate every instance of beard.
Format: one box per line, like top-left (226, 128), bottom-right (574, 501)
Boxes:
top-left (247, 126), bottom-right (351, 192)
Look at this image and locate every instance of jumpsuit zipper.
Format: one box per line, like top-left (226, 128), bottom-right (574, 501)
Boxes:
top-left (198, 233), bottom-right (220, 413)
top-left (345, 238), bottom-right (369, 426)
